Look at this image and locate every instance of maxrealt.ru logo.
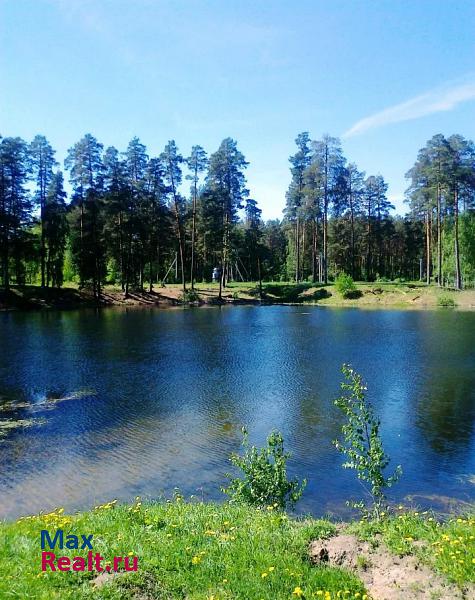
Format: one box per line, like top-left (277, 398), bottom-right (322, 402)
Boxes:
top-left (41, 529), bottom-right (138, 573)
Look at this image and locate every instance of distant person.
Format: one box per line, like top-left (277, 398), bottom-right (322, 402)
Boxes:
top-left (212, 267), bottom-right (221, 283)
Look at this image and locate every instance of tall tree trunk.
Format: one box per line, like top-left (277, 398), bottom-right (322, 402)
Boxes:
top-left (295, 216), bottom-right (300, 282)
top-left (323, 202), bottom-right (328, 284)
top-left (219, 212), bottom-right (230, 299)
top-left (172, 201), bottom-right (186, 293)
top-left (311, 220), bottom-right (317, 283)
top-left (349, 200), bottom-right (355, 279)
top-left (437, 183), bottom-right (442, 287)
top-left (425, 209), bottom-right (431, 285)
top-left (219, 254), bottom-right (224, 301)
top-left (190, 178), bottom-right (197, 290)
top-left (119, 211), bottom-right (124, 292)
top-left (40, 200), bottom-right (46, 287)
top-left (366, 214), bottom-right (372, 281)
top-left (2, 244), bottom-right (8, 290)
top-left (454, 187), bottom-right (462, 290)
top-left (323, 147), bottom-right (329, 285)
top-left (257, 255), bottom-right (262, 300)
top-left (80, 200), bottom-right (84, 288)
top-left (149, 248), bottom-right (153, 293)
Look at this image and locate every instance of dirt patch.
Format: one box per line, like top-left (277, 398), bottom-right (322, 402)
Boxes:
top-left (91, 570), bottom-right (125, 588)
top-left (309, 533), bottom-right (473, 600)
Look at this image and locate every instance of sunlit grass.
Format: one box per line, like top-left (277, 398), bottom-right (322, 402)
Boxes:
top-left (350, 509), bottom-right (475, 586)
top-left (0, 499), bottom-right (365, 600)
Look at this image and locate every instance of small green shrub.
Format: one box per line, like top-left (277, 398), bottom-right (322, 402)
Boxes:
top-left (437, 294), bottom-right (456, 307)
top-left (179, 289), bottom-right (200, 303)
top-left (223, 428), bottom-right (306, 510)
top-left (308, 288), bottom-right (332, 301)
top-left (333, 365), bottom-right (402, 518)
top-left (334, 273), bottom-right (358, 298)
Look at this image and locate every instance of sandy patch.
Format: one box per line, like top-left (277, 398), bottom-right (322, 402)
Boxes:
top-left (309, 533), bottom-right (474, 600)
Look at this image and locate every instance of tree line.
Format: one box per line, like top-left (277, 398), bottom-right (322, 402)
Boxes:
top-left (285, 132), bottom-right (475, 288)
top-left (0, 131), bottom-right (474, 298)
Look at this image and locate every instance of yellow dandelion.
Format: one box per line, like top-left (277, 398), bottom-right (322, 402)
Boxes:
top-left (292, 586), bottom-right (304, 597)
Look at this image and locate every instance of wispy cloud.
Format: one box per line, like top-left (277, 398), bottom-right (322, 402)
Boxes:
top-left (342, 78), bottom-right (475, 138)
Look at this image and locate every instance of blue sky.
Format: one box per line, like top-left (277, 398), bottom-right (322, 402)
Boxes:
top-left (1, 0), bottom-right (474, 219)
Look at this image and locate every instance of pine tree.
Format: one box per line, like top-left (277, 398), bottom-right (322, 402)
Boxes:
top-left (284, 133), bottom-right (311, 282)
top-left (205, 138), bottom-right (249, 299)
top-left (161, 141), bottom-right (186, 293)
top-left (30, 135), bottom-right (56, 287)
top-left (44, 172), bottom-right (68, 287)
top-left (65, 134), bottom-right (105, 297)
top-left (186, 146), bottom-right (208, 289)
top-left (0, 137), bottom-right (32, 289)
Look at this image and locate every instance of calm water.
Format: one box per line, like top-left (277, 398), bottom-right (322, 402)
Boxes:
top-left (0, 306), bottom-right (474, 519)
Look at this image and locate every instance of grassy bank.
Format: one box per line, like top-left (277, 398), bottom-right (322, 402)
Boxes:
top-left (1, 499), bottom-right (473, 599)
top-left (1, 281), bottom-right (475, 311)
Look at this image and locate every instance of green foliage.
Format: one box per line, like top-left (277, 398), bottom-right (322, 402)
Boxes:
top-left (179, 289), bottom-right (200, 303)
top-left (3, 130), bottom-right (475, 293)
top-left (437, 294), bottom-right (456, 307)
top-left (260, 282), bottom-right (312, 302)
top-left (333, 365), bottom-right (402, 518)
top-left (442, 214), bottom-right (475, 288)
top-left (223, 428), bottom-right (306, 510)
top-left (0, 501), bottom-right (366, 599)
top-left (298, 519), bottom-right (337, 541)
top-left (334, 273), bottom-right (358, 298)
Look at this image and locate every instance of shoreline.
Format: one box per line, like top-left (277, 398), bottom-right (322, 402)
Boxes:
top-left (1, 282), bottom-right (475, 313)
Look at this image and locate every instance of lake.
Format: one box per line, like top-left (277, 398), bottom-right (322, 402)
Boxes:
top-left (0, 305), bottom-right (474, 519)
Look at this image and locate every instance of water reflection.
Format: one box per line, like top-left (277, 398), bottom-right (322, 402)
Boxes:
top-left (0, 306), bottom-right (474, 519)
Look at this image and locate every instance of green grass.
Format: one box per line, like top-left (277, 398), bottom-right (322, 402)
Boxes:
top-left (349, 509), bottom-right (475, 587)
top-left (1, 500), bottom-right (474, 598)
top-left (0, 500), bottom-right (365, 600)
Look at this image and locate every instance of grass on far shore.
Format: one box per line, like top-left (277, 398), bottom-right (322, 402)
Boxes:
top-left (1, 498), bottom-right (474, 600)
top-left (1, 280), bottom-right (475, 311)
